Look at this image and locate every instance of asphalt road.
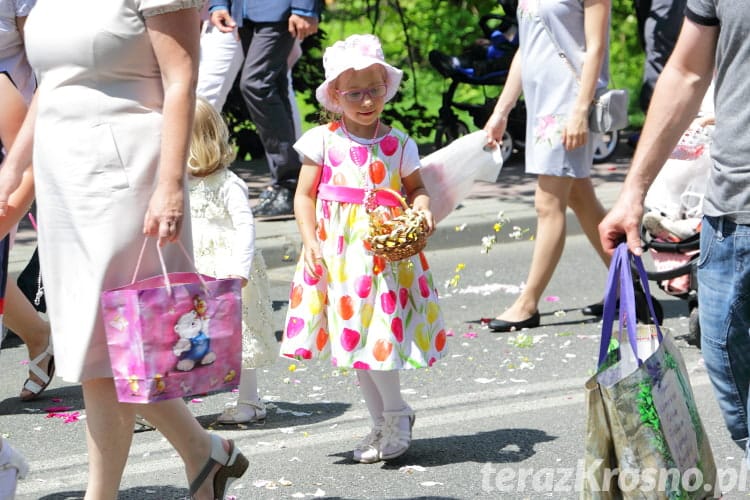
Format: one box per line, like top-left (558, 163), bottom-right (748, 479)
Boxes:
top-left (2, 233), bottom-right (746, 499)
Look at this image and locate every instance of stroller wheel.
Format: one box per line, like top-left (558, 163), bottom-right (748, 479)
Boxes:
top-left (686, 306), bottom-right (701, 348)
top-left (500, 130), bottom-right (514, 162)
top-left (592, 129), bottom-right (619, 163)
top-left (435, 120), bottom-right (470, 149)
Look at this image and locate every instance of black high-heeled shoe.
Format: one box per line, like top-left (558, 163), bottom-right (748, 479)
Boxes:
top-left (189, 434), bottom-right (249, 499)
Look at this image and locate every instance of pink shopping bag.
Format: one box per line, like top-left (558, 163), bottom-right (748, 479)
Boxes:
top-left (101, 240), bottom-right (242, 403)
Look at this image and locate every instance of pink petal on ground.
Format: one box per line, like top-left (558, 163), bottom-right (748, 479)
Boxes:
top-left (462, 332), bottom-right (478, 339)
top-left (190, 398), bottom-right (203, 404)
top-left (544, 295), bottom-right (560, 302)
top-left (445, 329), bottom-right (455, 337)
top-left (44, 406), bottom-right (73, 413)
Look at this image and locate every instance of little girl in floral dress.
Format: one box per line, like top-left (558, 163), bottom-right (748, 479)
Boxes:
top-left (188, 97), bottom-right (276, 424)
top-left (280, 34), bottom-right (447, 463)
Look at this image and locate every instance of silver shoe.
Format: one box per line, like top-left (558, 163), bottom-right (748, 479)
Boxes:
top-left (379, 406), bottom-right (415, 460)
top-left (352, 425), bottom-right (382, 464)
top-left (217, 400), bottom-right (267, 424)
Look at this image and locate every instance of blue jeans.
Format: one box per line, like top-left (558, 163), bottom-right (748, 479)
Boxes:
top-left (698, 216), bottom-right (750, 452)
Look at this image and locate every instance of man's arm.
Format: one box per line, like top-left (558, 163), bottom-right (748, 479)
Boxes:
top-left (599, 17), bottom-right (718, 256)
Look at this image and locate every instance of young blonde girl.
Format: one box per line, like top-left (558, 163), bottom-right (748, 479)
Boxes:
top-left (280, 34), bottom-right (447, 463)
top-left (188, 96), bottom-right (276, 424)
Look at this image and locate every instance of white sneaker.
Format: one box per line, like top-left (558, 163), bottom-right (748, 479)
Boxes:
top-left (217, 400), bottom-right (267, 424)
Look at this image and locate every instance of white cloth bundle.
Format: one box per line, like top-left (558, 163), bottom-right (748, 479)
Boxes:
top-left (419, 131), bottom-right (503, 223)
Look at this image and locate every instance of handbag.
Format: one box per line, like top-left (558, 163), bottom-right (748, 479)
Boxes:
top-left (17, 247), bottom-right (46, 313)
top-left (100, 239), bottom-right (243, 403)
top-left (538, 17), bottom-right (629, 133)
top-left (581, 243), bottom-right (717, 499)
top-left (16, 213), bottom-right (45, 313)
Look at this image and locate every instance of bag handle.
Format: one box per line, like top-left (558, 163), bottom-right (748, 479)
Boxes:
top-left (598, 243), bottom-right (663, 367)
top-left (131, 238), bottom-right (208, 295)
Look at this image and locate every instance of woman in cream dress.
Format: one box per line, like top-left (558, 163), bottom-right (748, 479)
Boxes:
top-left (0, 1), bottom-right (249, 498)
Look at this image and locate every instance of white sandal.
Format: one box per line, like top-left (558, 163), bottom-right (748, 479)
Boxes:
top-left (217, 400), bottom-right (266, 424)
top-left (189, 434), bottom-right (249, 499)
top-left (20, 341), bottom-right (54, 402)
top-left (379, 406), bottom-right (415, 461)
top-left (352, 425), bottom-right (382, 464)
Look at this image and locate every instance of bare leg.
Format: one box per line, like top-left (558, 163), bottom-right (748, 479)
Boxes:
top-left (495, 175), bottom-right (572, 322)
top-left (82, 378), bottom-right (137, 500)
top-left (567, 177), bottom-right (610, 267)
top-left (5, 280), bottom-right (53, 399)
top-left (137, 394), bottom-right (228, 500)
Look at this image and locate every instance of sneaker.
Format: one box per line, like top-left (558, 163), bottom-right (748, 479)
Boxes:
top-left (252, 186), bottom-right (294, 220)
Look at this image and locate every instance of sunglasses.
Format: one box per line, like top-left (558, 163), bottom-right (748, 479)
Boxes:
top-left (336, 84), bottom-right (388, 103)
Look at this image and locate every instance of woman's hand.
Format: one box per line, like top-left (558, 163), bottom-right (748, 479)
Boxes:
top-left (0, 166), bottom-right (26, 218)
top-left (143, 181), bottom-right (184, 246)
top-left (483, 110), bottom-right (509, 148)
top-left (562, 107), bottom-right (589, 151)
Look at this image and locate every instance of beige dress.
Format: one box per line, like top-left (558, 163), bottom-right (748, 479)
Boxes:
top-left (24, 0), bottom-right (202, 382)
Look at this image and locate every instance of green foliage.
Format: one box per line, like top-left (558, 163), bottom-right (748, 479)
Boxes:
top-left (290, 0), bottom-right (647, 142)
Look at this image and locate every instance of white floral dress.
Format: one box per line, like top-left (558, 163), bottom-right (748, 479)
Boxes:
top-left (517, 0), bottom-right (610, 177)
top-left (189, 169), bottom-right (277, 368)
top-left (280, 122), bottom-right (447, 370)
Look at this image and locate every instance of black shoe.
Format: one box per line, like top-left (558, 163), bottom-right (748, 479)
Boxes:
top-left (581, 300), bottom-right (605, 317)
top-left (253, 187), bottom-right (294, 220)
top-left (581, 290), bottom-right (664, 325)
top-left (488, 311), bottom-right (541, 332)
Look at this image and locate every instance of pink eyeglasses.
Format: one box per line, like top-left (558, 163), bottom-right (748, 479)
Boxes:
top-left (336, 84), bottom-right (387, 103)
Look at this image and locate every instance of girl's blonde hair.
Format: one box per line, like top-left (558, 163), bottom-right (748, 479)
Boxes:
top-left (188, 96), bottom-right (237, 177)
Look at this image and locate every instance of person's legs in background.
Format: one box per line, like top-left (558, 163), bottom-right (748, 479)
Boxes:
top-left (287, 39), bottom-right (303, 141)
top-left (4, 280), bottom-right (54, 401)
top-left (696, 216), bottom-right (750, 461)
top-left (489, 175), bottom-right (573, 331)
top-left (238, 22), bottom-right (298, 219)
top-left (567, 177), bottom-right (610, 266)
top-left (196, 21), bottom-right (244, 112)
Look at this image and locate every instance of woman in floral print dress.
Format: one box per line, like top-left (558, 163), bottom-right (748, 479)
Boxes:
top-left (482, 0), bottom-right (614, 332)
top-left (280, 34), bottom-right (446, 463)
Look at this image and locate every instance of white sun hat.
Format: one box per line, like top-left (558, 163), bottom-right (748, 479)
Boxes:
top-left (315, 34), bottom-right (404, 113)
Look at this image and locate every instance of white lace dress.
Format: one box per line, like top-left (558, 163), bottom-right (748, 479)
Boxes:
top-left (188, 169), bottom-right (277, 368)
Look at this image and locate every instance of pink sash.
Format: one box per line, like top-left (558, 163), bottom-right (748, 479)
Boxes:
top-left (317, 185), bottom-right (402, 207)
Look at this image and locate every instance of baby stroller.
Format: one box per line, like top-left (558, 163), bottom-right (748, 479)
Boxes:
top-left (640, 120), bottom-right (713, 347)
top-left (428, 0), bottom-right (522, 160)
top-left (428, 0), bottom-right (620, 163)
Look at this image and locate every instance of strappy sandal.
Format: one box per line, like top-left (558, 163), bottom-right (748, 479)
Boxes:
top-left (352, 424), bottom-right (382, 464)
top-left (379, 406), bottom-right (415, 461)
top-left (20, 341), bottom-right (55, 401)
top-left (217, 400), bottom-right (266, 424)
top-left (189, 434), bottom-right (249, 500)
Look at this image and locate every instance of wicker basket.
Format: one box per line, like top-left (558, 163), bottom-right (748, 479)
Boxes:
top-left (366, 188), bottom-right (428, 262)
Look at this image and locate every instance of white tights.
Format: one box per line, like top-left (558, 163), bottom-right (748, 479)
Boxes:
top-left (356, 370), bottom-right (407, 427)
